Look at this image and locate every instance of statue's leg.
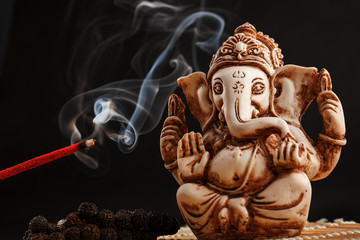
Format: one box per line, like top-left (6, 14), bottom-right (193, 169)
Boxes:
top-left (249, 172), bottom-right (311, 238)
top-left (176, 183), bottom-right (228, 238)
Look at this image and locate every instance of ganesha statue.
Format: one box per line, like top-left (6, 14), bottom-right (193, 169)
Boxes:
top-left (160, 23), bottom-right (346, 239)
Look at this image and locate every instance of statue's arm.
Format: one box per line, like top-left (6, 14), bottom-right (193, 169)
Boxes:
top-left (311, 90), bottom-right (346, 181)
top-left (160, 94), bottom-right (188, 185)
top-left (310, 70), bottom-right (346, 181)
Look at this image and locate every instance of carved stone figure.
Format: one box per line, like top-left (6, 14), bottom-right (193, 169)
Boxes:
top-left (160, 23), bottom-right (346, 239)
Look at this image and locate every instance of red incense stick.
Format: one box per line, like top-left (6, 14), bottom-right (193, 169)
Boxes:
top-left (0, 139), bottom-right (95, 180)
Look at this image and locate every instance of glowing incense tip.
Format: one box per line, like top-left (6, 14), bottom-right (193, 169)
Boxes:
top-left (85, 139), bottom-right (96, 147)
top-left (0, 139), bottom-right (96, 181)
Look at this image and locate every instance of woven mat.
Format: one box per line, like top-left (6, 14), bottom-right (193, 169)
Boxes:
top-left (158, 219), bottom-right (360, 239)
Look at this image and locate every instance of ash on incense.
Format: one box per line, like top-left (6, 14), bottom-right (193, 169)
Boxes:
top-left (23, 202), bottom-right (179, 240)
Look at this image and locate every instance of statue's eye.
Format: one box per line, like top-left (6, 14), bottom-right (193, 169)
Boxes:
top-left (252, 82), bottom-right (265, 95)
top-left (213, 82), bottom-right (223, 95)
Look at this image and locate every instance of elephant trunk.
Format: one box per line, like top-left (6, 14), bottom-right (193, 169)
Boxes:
top-left (223, 95), bottom-right (291, 140)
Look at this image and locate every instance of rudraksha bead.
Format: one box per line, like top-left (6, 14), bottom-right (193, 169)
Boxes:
top-left (29, 216), bottom-right (49, 233)
top-left (97, 210), bottom-right (115, 228)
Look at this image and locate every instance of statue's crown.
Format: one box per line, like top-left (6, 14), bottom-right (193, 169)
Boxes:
top-left (208, 22), bottom-right (284, 80)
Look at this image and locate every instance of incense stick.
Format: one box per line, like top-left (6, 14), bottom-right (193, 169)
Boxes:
top-left (0, 139), bottom-right (95, 180)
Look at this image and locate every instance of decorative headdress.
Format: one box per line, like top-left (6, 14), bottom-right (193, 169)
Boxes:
top-left (207, 22), bottom-right (284, 80)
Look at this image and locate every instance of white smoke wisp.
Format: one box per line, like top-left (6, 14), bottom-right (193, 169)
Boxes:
top-left (59, 1), bottom-right (225, 169)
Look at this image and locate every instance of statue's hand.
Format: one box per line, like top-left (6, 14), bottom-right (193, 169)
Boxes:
top-left (177, 132), bottom-right (210, 182)
top-left (317, 91), bottom-right (345, 139)
top-left (316, 69), bottom-right (345, 139)
top-left (273, 139), bottom-right (310, 170)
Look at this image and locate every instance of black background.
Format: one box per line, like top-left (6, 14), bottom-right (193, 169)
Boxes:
top-left (1, 0), bottom-right (360, 239)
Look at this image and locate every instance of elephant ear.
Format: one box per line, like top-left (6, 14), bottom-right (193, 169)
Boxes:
top-left (271, 64), bottom-right (323, 127)
top-left (177, 72), bottom-right (214, 132)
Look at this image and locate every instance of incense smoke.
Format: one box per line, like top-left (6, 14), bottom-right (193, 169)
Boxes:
top-left (59, 1), bottom-right (225, 169)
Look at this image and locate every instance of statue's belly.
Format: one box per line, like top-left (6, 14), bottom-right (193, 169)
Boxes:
top-left (207, 143), bottom-right (274, 195)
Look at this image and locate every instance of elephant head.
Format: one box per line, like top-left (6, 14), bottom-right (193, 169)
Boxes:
top-left (177, 23), bottom-right (323, 140)
top-left (178, 66), bottom-right (291, 140)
